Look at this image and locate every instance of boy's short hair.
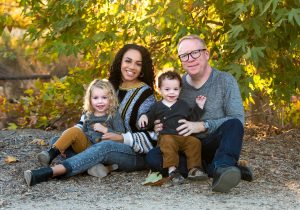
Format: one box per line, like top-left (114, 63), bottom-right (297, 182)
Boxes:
top-left (157, 71), bottom-right (182, 88)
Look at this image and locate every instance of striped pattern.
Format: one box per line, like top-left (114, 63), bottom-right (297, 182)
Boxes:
top-left (118, 84), bottom-right (157, 154)
top-left (123, 132), bottom-right (154, 154)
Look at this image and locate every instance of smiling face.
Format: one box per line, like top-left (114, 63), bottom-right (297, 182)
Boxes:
top-left (177, 38), bottom-right (210, 78)
top-left (90, 87), bottom-right (110, 116)
top-left (120, 49), bottom-right (142, 85)
top-left (159, 78), bottom-right (181, 104)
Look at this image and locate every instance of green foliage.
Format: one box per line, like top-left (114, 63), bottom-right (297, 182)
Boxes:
top-left (213, 0), bottom-right (300, 125)
top-left (7, 123), bottom-right (18, 130)
top-left (0, 31), bottom-right (17, 61)
top-left (0, 13), bottom-right (13, 35)
top-left (2, 0), bottom-right (300, 128)
top-left (16, 67), bottom-right (99, 129)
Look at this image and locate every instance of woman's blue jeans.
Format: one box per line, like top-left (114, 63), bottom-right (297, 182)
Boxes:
top-left (50, 138), bottom-right (147, 177)
top-left (146, 119), bottom-right (244, 177)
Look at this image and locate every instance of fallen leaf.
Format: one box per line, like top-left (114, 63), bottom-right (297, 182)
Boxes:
top-left (238, 159), bottom-right (249, 167)
top-left (30, 138), bottom-right (47, 146)
top-left (144, 177), bottom-right (171, 186)
top-left (5, 156), bottom-right (18, 164)
top-left (142, 171), bottom-right (163, 185)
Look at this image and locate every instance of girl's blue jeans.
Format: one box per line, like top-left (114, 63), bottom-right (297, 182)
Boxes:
top-left (146, 119), bottom-right (244, 177)
top-left (50, 138), bottom-right (146, 177)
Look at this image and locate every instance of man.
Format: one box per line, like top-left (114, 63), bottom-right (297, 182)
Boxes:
top-left (146, 34), bottom-right (252, 192)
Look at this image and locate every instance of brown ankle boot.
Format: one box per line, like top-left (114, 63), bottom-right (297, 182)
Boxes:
top-left (24, 167), bottom-right (53, 186)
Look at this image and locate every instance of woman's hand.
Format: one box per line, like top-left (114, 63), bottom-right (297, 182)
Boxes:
top-left (93, 123), bottom-right (108, 134)
top-left (176, 119), bottom-right (206, 136)
top-left (138, 114), bottom-right (148, 128)
top-left (102, 132), bottom-right (124, 143)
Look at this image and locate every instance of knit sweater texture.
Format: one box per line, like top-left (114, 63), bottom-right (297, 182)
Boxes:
top-left (180, 68), bottom-right (244, 138)
top-left (118, 84), bottom-right (157, 154)
top-left (76, 112), bottom-right (125, 144)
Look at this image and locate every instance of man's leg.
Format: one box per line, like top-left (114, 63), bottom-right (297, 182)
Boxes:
top-left (202, 119), bottom-right (244, 192)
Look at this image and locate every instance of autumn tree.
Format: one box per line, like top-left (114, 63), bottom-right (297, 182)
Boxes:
top-left (1, 0), bottom-right (300, 128)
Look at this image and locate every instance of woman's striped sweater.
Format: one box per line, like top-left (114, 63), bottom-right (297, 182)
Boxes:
top-left (117, 83), bottom-right (157, 154)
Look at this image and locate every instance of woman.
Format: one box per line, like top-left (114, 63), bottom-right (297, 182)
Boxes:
top-left (24, 44), bottom-right (156, 186)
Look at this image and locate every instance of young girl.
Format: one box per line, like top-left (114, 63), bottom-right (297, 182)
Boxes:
top-left (36, 79), bottom-right (125, 169)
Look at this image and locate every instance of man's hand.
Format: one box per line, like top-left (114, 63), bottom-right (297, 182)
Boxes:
top-left (102, 132), bottom-right (124, 142)
top-left (153, 119), bottom-right (163, 133)
top-left (93, 123), bottom-right (108, 134)
top-left (176, 119), bottom-right (206, 136)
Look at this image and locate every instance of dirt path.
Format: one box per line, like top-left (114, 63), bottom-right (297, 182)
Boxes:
top-left (0, 126), bottom-right (299, 209)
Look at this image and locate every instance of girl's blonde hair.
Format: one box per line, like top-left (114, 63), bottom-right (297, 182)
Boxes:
top-left (83, 79), bottom-right (119, 117)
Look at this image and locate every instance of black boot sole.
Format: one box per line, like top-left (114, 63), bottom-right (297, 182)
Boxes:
top-left (37, 151), bottom-right (50, 167)
top-left (212, 167), bottom-right (241, 193)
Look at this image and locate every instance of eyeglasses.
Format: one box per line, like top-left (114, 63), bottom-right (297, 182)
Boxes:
top-left (178, 49), bottom-right (207, 62)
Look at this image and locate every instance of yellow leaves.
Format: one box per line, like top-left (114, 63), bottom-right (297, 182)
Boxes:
top-left (4, 156), bottom-right (18, 164)
top-left (0, 95), bottom-right (6, 105)
top-left (7, 123), bottom-right (17, 130)
top-left (244, 95), bottom-right (255, 110)
top-left (250, 74), bottom-right (273, 93)
top-left (30, 138), bottom-right (47, 146)
top-left (295, 101), bottom-right (300, 111)
top-left (24, 89), bottom-right (34, 96)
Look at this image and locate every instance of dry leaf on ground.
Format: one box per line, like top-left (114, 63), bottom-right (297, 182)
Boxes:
top-left (4, 155), bottom-right (18, 164)
top-left (30, 138), bottom-right (47, 146)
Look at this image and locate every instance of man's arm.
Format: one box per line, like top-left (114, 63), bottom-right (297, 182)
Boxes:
top-left (177, 72), bottom-right (244, 137)
top-left (204, 76), bottom-right (244, 135)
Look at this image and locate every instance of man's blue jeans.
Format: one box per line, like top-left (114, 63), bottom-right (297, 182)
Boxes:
top-left (146, 119), bottom-right (244, 177)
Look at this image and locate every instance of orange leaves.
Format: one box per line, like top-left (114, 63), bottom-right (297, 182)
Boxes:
top-left (4, 155), bottom-right (18, 164)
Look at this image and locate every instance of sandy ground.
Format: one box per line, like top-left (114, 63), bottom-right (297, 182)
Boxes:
top-left (0, 125), bottom-right (300, 210)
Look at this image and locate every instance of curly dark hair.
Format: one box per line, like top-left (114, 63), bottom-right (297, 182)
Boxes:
top-left (108, 44), bottom-right (155, 90)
